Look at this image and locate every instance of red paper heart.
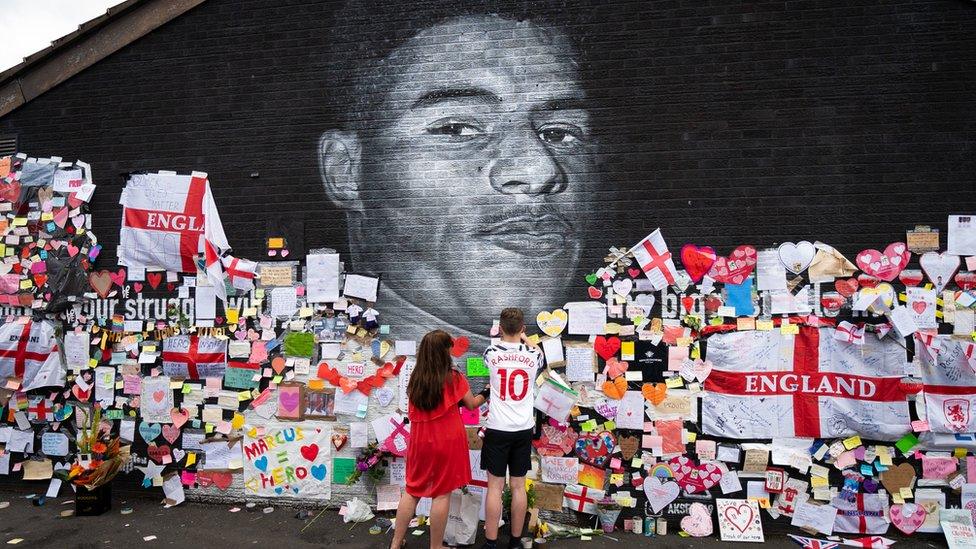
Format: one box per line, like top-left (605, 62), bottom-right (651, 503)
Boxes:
top-left (680, 244), bottom-right (717, 283)
top-left (109, 268), bottom-right (127, 287)
top-left (147, 272), bottom-right (163, 289)
top-left (857, 274), bottom-right (880, 288)
top-left (706, 246), bottom-right (757, 285)
top-left (0, 180), bottom-right (21, 203)
top-left (451, 336), bottom-right (470, 357)
top-left (956, 272), bottom-right (976, 291)
top-left (899, 270), bottom-right (924, 287)
top-left (627, 268), bottom-right (641, 278)
top-left (197, 471), bottom-right (233, 491)
top-left (132, 282), bottom-right (143, 293)
top-left (681, 296), bottom-right (695, 313)
top-left (856, 243), bottom-right (910, 282)
top-left (834, 278), bottom-right (859, 298)
top-left (912, 301), bottom-right (927, 314)
top-left (594, 336), bottom-right (621, 361)
top-left (587, 286), bottom-right (603, 299)
top-left (669, 456), bottom-right (722, 494)
top-left (300, 443), bottom-right (319, 461)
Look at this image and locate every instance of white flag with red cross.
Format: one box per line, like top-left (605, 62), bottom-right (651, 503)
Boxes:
top-left (702, 326), bottom-right (911, 440)
top-left (0, 319), bottom-right (65, 391)
top-left (918, 334), bottom-right (976, 433)
top-left (630, 229), bottom-right (678, 290)
top-left (119, 172), bottom-right (229, 273)
top-left (222, 254), bottom-right (258, 292)
top-left (162, 335), bottom-right (227, 379)
top-left (203, 238), bottom-right (227, 303)
top-left (562, 484), bottom-right (604, 514)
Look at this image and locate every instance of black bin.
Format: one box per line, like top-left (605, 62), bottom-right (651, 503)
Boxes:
top-left (75, 483), bottom-right (111, 516)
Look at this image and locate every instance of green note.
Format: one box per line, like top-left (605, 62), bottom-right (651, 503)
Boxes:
top-left (466, 357), bottom-right (489, 377)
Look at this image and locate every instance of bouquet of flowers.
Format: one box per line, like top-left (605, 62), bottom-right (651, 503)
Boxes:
top-left (59, 405), bottom-right (130, 489)
top-left (347, 442), bottom-right (388, 484)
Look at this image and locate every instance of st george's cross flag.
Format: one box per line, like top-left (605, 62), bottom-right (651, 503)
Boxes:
top-left (162, 335), bottom-right (227, 379)
top-left (222, 254), bottom-right (258, 292)
top-left (119, 172), bottom-right (229, 273)
top-left (702, 326), bottom-right (911, 440)
top-left (630, 229), bottom-right (678, 290)
top-left (0, 319), bottom-right (65, 391)
top-left (917, 333), bottom-right (976, 433)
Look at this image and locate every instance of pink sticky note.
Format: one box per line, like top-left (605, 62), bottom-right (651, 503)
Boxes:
top-left (967, 256), bottom-right (976, 271)
top-left (834, 451), bottom-right (856, 469)
top-left (249, 341), bottom-right (269, 363)
top-left (853, 446), bottom-right (867, 461)
top-left (922, 455), bottom-right (958, 479)
top-left (610, 458), bottom-right (622, 471)
top-left (967, 457), bottom-right (976, 483)
top-left (460, 407), bottom-right (479, 426)
top-left (181, 470), bottom-right (197, 486)
top-left (911, 420), bottom-right (931, 432)
top-left (30, 262), bottom-right (46, 274)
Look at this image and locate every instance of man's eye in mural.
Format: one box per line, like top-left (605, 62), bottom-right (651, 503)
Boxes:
top-left (537, 123), bottom-right (584, 148)
top-left (425, 120), bottom-right (485, 140)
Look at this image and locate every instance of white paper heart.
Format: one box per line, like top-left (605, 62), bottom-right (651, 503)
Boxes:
top-left (644, 476), bottom-right (680, 513)
top-left (612, 278), bottom-right (633, 297)
top-left (633, 293), bottom-right (656, 310)
top-left (778, 241), bottom-right (816, 274)
top-left (376, 388), bottom-right (394, 407)
top-left (919, 251), bottom-right (960, 293)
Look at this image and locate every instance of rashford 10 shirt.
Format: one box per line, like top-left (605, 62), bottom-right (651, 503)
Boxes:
top-left (483, 341), bottom-right (544, 431)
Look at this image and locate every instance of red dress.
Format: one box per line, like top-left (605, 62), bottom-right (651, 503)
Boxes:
top-left (406, 370), bottom-right (472, 497)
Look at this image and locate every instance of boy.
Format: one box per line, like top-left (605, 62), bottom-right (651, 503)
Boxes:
top-left (479, 308), bottom-right (544, 549)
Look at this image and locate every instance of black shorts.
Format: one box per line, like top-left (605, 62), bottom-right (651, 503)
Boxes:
top-left (480, 428), bottom-right (533, 478)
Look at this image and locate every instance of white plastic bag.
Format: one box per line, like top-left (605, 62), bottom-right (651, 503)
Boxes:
top-left (343, 497), bottom-right (375, 523)
top-left (443, 489), bottom-right (480, 546)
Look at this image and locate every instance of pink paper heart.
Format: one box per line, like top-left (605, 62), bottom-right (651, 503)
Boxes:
top-left (856, 242), bottom-right (910, 282)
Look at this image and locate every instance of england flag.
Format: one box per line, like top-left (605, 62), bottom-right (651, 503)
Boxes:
top-left (630, 229), bottom-right (678, 290)
top-left (119, 172), bottom-right (229, 273)
top-left (0, 319), bottom-right (65, 390)
top-left (918, 334), bottom-right (976, 433)
top-left (702, 326), bottom-right (911, 440)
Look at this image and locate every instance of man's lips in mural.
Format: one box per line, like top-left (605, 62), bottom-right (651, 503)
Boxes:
top-left (478, 212), bottom-right (572, 256)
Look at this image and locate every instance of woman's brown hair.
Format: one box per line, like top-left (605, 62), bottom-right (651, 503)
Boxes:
top-left (407, 330), bottom-right (455, 412)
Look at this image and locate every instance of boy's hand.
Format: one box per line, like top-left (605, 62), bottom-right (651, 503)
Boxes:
top-left (479, 385), bottom-right (491, 400)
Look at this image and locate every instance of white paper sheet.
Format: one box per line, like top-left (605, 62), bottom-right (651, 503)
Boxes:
top-left (342, 274), bottom-right (379, 302)
top-left (306, 253), bottom-right (340, 303)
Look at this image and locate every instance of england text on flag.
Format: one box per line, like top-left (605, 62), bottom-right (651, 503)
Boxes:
top-left (119, 172), bottom-right (229, 273)
top-left (702, 326), bottom-right (910, 440)
top-left (0, 319), bottom-right (65, 391)
top-left (630, 228), bottom-right (678, 290)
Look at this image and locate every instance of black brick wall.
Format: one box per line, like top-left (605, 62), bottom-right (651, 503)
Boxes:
top-left (1, 0), bottom-right (975, 333)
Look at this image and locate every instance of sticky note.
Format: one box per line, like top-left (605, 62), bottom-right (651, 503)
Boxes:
top-left (843, 436), bottom-right (862, 450)
top-left (780, 323), bottom-right (800, 335)
top-left (895, 433), bottom-right (919, 454)
top-left (665, 376), bottom-right (683, 388)
top-left (267, 237), bottom-right (284, 249)
top-left (955, 447), bottom-right (968, 459)
top-left (900, 487), bottom-right (913, 500)
top-left (756, 320), bottom-right (774, 331)
top-left (466, 357), bottom-right (489, 377)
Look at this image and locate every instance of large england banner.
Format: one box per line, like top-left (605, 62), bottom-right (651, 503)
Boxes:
top-left (119, 172), bottom-right (229, 273)
top-left (703, 326), bottom-right (910, 440)
top-left (917, 334), bottom-right (976, 433)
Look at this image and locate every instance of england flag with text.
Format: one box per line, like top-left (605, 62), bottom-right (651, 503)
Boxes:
top-left (0, 319), bottom-right (65, 391)
top-left (119, 172), bottom-right (229, 273)
top-left (702, 326), bottom-right (910, 440)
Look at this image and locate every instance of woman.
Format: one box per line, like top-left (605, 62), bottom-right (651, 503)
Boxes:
top-left (390, 330), bottom-right (487, 549)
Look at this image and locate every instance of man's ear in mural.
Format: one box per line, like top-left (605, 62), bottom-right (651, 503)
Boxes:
top-left (318, 130), bottom-right (364, 213)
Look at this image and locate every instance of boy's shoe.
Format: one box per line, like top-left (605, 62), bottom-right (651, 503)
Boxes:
top-left (480, 540), bottom-right (497, 549)
top-left (508, 537), bottom-right (523, 549)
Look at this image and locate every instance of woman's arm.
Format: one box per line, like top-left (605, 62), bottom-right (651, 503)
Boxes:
top-left (459, 390), bottom-right (486, 410)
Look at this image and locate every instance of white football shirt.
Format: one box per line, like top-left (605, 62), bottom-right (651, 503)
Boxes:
top-left (483, 341), bottom-right (544, 431)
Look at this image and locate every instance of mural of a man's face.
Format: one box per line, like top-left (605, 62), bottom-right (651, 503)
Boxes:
top-left (320, 15), bottom-right (600, 334)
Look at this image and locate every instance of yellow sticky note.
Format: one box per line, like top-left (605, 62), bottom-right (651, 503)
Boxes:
top-left (238, 390), bottom-right (252, 401)
top-left (205, 424), bottom-right (214, 434)
top-left (185, 452), bottom-right (196, 467)
top-left (665, 376), bottom-right (683, 388)
top-left (954, 447), bottom-right (967, 459)
top-left (631, 458), bottom-right (643, 468)
top-left (308, 379), bottom-right (324, 390)
top-left (169, 380), bottom-right (182, 389)
top-left (676, 336), bottom-right (693, 347)
top-left (243, 307), bottom-right (258, 317)
top-left (225, 309), bottom-right (239, 324)
top-left (299, 307), bottom-right (313, 318)
top-left (267, 237), bottom-right (284, 249)
top-left (810, 476), bottom-right (829, 488)
top-left (687, 431), bottom-right (697, 443)
top-left (40, 212), bottom-right (53, 221)
top-left (780, 323), bottom-right (800, 335)
top-left (900, 487), bottom-right (913, 500)
top-left (620, 341), bottom-right (635, 358)
top-left (604, 421), bottom-right (616, 431)
top-left (736, 318), bottom-right (755, 331)
top-left (346, 324), bottom-right (358, 334)
top-left (843, 436), bottom-right (862, 450)
top-left (231, 412), bottom-right (245, 429)
top-left (19, 280), bottom-right (32, 289)
top-left (892, 493), bottom-right (904, 504)
top-left (527, 334), bottom-right (541, 345)
top-left (181, 384), bottom-right (193, 394)
top-left (115, 380), bottom-right (124, 389)
top-left (11, 217), bottom-right (26, 227)
top-left (144, 345), bottom-right (157, 353)
top-left (877, 446), bottom-right (893, 466)
top-left (756, 320), bottom-right (774, 331)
